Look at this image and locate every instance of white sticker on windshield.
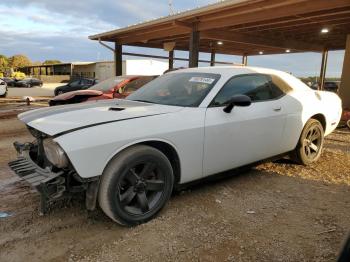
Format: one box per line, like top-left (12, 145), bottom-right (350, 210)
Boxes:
top-left (189, 77), bottom-right (215, 84)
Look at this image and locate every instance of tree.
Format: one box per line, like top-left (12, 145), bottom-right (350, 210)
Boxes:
top-left (8, 54), bottom-right (32, 69)
top-left (0, 54), bottom-right (9, 73)
top-left (43, 60), bottom-right (61, 65)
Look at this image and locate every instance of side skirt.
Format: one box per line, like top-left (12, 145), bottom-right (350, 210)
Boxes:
top-left (175, 151), bottom-right (292, 191)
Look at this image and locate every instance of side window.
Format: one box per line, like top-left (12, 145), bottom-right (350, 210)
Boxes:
top-left (123, 77), bottom-right (154, 93)
top-left (81, 79), bottom-right (93, 86)
top-left (123, 79), bottom-right (141, 93)
top-left (211, 74), bottom-right (284, 106)
top-left (69, 80), bottom-right (80, 87)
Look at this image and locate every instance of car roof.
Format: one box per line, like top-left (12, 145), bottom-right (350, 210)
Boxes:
top-left (172, 65), bottom-right (286, 76)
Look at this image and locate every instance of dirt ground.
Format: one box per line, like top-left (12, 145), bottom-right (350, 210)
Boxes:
top-left (0, 104), bottom-right (349, 262)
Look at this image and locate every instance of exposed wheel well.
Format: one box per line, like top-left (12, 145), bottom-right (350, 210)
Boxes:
top-left (139, 141), bottom-right (181, 185)
top-left (310, 114), bottom-right (326, 131)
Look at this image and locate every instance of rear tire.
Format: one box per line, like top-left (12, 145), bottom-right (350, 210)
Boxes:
top-left (98, 145), bottom-right (174, 226)
top-left (291, 119), bottom-right (324, 165)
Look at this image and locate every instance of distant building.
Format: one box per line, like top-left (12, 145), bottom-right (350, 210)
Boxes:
top-left (19, 59), bottom-right (168, 82)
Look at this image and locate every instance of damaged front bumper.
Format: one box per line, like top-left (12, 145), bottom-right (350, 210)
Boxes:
top-left (8, 142), bottom-right (67, 214)
top-left (8, 142), bottom-right (99, 214)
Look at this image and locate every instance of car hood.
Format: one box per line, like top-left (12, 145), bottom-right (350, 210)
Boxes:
top-left (19, 99), bottom-right (183, 136)
top-left (52, 89), bottom-right (103, 100)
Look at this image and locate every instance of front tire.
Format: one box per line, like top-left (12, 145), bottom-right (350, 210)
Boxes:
top-left (292, 119), bottom-right (324, 165)
top-left (98, 145), bottom-right (174, 226)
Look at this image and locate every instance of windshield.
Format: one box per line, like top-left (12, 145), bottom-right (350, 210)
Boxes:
top-left (89, 76), bottom-right (127, 92)
top-left (127, 72), bottom-right (220, 107)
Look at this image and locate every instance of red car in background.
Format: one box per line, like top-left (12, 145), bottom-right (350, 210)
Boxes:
top-left (49, 75), bottom-right (157, 106)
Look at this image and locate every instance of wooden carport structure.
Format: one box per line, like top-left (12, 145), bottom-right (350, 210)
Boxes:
top-left (89, 0), bottom-right (350, 107)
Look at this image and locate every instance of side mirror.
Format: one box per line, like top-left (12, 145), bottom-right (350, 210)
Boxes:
top-left (223, 95), bottom-right (251, 113)
top-left (0, 82), bottom-right (5, 85)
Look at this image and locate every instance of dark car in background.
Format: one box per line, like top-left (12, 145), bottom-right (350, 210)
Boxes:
top-left (311, 81), bottom-right (339, 92)
top-left (54, 78), bottom-right (98, 96)
top-left (1, 77), bottom-right (16, 87)
top-left (15, 77), bottom-right (43, 88)
top-left (49, 75), bottom-right (157, 106)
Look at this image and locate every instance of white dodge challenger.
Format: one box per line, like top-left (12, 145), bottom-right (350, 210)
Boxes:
top-left (9, 66), bottom-right (342, 225)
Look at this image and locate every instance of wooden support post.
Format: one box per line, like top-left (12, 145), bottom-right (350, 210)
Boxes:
top-left (115, 43), bottom-right (123, 76)
top-left (242, 54), bottom-right (248, 66)
top-left (319, 48), bottom-right (328, 90)
top-left (339, 35), bottom-right (350, 109)
top-left (169, 50), bottom-right (174, 70)
top-left (210, 49), bottom-right (216, 66)
top-left (45, 66), bottom-right (48, 75)
top-left (189, 25), bottom-right (200, 68)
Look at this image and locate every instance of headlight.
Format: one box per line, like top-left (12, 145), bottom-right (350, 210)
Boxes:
top-left (43, 139), bottom-right (69, 168)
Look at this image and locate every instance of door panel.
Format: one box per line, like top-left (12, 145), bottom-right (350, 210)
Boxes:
top-left (203, 99), bottom-right (286, 177)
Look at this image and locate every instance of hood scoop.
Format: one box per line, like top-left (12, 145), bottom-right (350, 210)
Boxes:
top-left (109, 107), bottom-right (125, 111)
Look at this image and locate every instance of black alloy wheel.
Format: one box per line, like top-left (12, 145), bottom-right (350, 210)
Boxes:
top-left (99, 145), bottom-right (174, 226)
top-left (291, 119), bottom-right (324, 165)
top-left (117, 161), bottom-right (166, 215)
top-left (303, 124), bottom-right (322, 160)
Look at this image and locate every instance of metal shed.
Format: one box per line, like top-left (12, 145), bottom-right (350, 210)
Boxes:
top-left (89, 0), bottom-right (350, 107)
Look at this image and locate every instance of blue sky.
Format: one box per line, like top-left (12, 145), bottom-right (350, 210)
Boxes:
top-left (0, 0), bottom-right (345, 77)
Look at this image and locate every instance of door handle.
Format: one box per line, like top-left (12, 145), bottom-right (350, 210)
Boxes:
top-left (273, 107), bottom-right (282, 112)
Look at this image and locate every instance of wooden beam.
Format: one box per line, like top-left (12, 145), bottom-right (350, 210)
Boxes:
top-left (210, 49), bottom-right (215, 66)
top-left (114, 43), bottom-right (122, 76)
top-left (319, 48), bottom-right (328, 90)
top-left (111, 23), bottom-right (178, 40)
top-left (228, 8), bottom-right (350, 32)
top-left (201, 30), bottom-right (323, 52)
top-left (172, 20), bottom-right (192, 28)
top-left (189, 26), bottom-right (200, 68)
top-left (198, 0), bottom-right (303, 23)
top-left (169, 50), bottom-right (174, 70)
top-left (122, 51), bottom-right (233, 65)
top-left (148, 35), bottom-right (189, 44)
top-left (198, 0), bottom-right (350, 31)
top-left (339, 34), bottom-right (350, 108)
top-left (261, 21), bottom-right (350, 35)
top-left (241, 16), bottom-right (350, 33)
top-left (127, 40), bottom-right (292, 56)
top-left (242, 54), bottom-right (248, 66)
top-left (117, 27), bottom-right (190, 44)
